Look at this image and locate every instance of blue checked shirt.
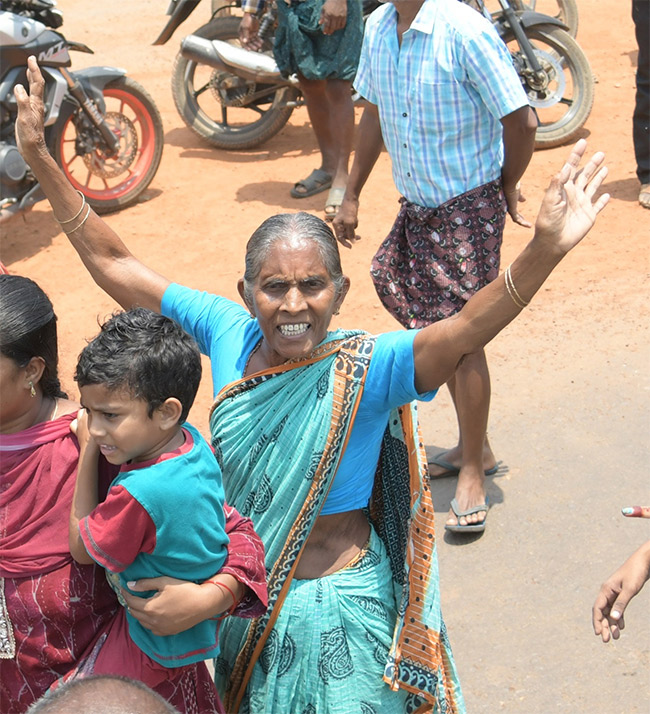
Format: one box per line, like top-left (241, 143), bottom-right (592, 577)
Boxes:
top-left (354, 0), bottom-right (529, 207)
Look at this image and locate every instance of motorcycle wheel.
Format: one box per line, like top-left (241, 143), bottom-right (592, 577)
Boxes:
top-left (510, 0), bottom-right (579, 37)
top-left (54, 77), bottom-right (163, 215)
top-left (506, 24), bottom-right (594, 149)
top-left (171, 16), bottom-right (300, 150)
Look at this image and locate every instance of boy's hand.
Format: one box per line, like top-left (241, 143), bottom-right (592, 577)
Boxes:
top-left (70, 408), bottom-right (97, 451)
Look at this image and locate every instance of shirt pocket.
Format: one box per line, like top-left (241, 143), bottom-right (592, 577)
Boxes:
top-left (413, 60), bottom-right (469, 125)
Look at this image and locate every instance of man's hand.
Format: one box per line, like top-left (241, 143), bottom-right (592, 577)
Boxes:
top-left (332, 195), bottom-right (360, 248)
top-left (319, 0), bottom-right (347, 35)
top-left (504, 181), bottom-right (531, 227)
top-left (239, 13), bottom-right (263, 51)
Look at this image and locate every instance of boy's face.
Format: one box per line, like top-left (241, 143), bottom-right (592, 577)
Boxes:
top-left (79, 383), bottom-right (170, 465)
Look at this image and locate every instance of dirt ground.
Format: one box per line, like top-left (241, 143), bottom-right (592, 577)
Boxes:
top-left (2, 1), bottom-right (649, 712)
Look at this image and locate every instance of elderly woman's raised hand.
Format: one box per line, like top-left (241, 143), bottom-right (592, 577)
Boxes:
top-left (532, 140), bottom-right (609, 257)
top-left (14, 56), bottom-right (48, 160)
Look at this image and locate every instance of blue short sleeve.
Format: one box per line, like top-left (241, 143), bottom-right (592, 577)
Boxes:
top-left (363, 330), bottom-right (437, 413)
top-left (161, 283), bottom-right (262, 395)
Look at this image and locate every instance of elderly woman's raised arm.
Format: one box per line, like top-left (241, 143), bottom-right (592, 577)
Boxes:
top-left (412, 141), bottom-right (610, 394)
top-left (14, 57), bottom-right (169, 312)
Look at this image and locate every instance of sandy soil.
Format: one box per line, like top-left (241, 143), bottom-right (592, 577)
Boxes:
top-left (1, 1), bottom-right (648, 712)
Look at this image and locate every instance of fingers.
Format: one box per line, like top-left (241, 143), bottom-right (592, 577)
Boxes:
top-left (575, 152), bottom-right (606, 193)
top-left (510, 211), bottom-right (532, 228)
top-left (564, 138), bottom-right (587, 176)
top-left (622, 506), bottom-right (650, 518)
top-left (126, 578), bottom-right (159, 592)
top-left (26, 55), bottom-right (45, 100)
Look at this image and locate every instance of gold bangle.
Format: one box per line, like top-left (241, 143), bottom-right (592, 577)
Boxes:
top-left (63, 204), bottom-right (92, 235)
top-left (505, 265), bottom-right (529, 309)
top-left (54, 190), bottom-right (86, 224)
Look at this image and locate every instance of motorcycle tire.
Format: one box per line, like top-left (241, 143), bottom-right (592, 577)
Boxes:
top-left (510, 0), bottom-right (579, 38)
top-left (54, 77), bottom-right (164, 215)
top-left (171, 16), bottom-right (300, 150)
top-left (505, 24), bottom-right (594, 149)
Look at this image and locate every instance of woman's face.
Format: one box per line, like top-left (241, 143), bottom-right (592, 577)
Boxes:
top-left (0, 354), bottom-right (31, 431)
top-left (247, 237), bottom-right (347, 366)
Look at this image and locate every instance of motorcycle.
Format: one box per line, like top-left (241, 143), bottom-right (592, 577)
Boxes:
top-left (472, 0), bottom-right (593, 148)
top-left (0, 0), bottom-right (164, 221)
top-left (155, 0), bottom-right (592, 151)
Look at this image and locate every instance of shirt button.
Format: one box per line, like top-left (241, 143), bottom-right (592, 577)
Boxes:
top-left (403, 143), bottom-right (407, 148)
top-left (407, 172), bottom-right (411, 177)
top-left (402, 112), bottom-right (407, 117)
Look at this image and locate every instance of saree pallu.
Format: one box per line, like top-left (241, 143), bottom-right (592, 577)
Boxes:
top-left (209, 331), bottom-right (464, 714)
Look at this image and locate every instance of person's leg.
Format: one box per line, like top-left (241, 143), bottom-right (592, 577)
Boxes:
top-left (297, 76), bottom-right (354, 197)
top-left (443, 349), bottom-right (495, 528)
top-left (632, 0), bottom-right (650, 204)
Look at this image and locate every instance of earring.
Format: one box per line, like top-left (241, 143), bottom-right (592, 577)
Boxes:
top-left (334, 308), bottom-right (340, 316)
top-left (29, 381), bottom-right (36, 398)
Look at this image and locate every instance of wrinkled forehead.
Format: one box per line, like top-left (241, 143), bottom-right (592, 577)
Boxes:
top-left (258, 235), bottom-right (331, 276)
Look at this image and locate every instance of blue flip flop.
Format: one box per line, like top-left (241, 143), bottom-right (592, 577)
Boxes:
top-left (445, 497), bottom-right (490, 533)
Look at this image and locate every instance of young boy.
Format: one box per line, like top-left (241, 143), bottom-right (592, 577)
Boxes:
top-left (68, 308), bottom-right (234, 695)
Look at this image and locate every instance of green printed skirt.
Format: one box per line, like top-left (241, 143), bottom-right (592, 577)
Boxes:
top-left (274, 0), bottom-right (363, 81)
top-left (238, 526), bottom-right (431, 714)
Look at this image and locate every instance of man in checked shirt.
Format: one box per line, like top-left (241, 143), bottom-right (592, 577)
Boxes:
top-left (334, 0), bottom-right (537, 534)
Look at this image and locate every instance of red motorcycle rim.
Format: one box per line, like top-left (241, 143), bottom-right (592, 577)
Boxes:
top-left (57, 87), bottom-right (157, 202)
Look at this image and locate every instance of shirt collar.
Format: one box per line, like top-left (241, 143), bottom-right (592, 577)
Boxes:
top-left (410, 0), bottom-right (439, 36)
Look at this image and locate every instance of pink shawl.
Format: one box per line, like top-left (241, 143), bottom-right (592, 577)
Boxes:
top-left (0, 413), bottom-right (90, 577)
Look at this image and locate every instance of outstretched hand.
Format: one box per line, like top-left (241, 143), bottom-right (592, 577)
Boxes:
top-left (533, 139), bottom-right (609, 256)
top-left (14, 55), bottom-right (47, 159)
top-left (592, 540), bottom-right (650, 643)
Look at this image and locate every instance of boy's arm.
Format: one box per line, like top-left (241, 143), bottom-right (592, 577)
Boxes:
top-left (69, 411), bottom-right (100, 565)
top-left (122, 504), bottom-right (268, 636)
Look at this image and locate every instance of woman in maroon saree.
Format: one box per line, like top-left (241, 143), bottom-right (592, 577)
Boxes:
top-left (0, 274), bottom-right (267, 714)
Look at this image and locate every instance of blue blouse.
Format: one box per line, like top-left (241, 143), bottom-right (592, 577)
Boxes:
top-left (162, 284), bottom-right (436, 515)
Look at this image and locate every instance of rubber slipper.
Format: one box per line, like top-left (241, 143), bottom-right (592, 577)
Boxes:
top-left (639, 183), bottom-right (650, 209)
top-left (324, 187), bottom-right (346, 221)
top-left (290, 169), bottom-right (333, 199)
top-left (445, 497), bottom-right (490, 533)
top-left (427, 450), bottom-right (500, 479)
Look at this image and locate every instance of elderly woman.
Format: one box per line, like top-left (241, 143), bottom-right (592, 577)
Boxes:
top-left (0, 274), bottom-right (267, 714)
top-left (14, 57), bottom-right (608, 714)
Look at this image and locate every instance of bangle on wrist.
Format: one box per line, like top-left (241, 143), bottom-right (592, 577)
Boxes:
top-left (206, 579), bottom-right (240, 619)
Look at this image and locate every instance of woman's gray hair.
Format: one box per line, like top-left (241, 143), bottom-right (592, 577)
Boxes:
top-left (242, 212), bottom-right (346, 305)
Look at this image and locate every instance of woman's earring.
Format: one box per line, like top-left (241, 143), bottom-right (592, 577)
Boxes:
top-left (29, 381), bottom-right (36, 398)
top-left (334, 308), bottom-right (340, 316)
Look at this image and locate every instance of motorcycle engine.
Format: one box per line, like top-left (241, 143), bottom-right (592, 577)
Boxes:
top-left (0, 141), bottom-right (28, 200)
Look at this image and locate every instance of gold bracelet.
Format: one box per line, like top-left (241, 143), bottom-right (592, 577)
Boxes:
top-left (54, 190), bottom-right (86, 225)
top-left (63, 204), bottom-right (92, 235)
top-left (505, 265), bottom-right (529, 309)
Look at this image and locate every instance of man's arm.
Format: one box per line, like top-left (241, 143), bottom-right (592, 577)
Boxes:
top-left (333, 102), bottom-right (384, 247)
top-left (15, 57), bottom-right (170, 312)
top-left (501, 105), bottom-right (538, 227)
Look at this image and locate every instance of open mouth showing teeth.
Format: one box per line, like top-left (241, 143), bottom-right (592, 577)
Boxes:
top-left (278, 323), bottom-right (309, 336)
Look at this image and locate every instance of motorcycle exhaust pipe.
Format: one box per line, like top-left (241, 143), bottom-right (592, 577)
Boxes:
top-left (180, 36), bottom-right (298, 85)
